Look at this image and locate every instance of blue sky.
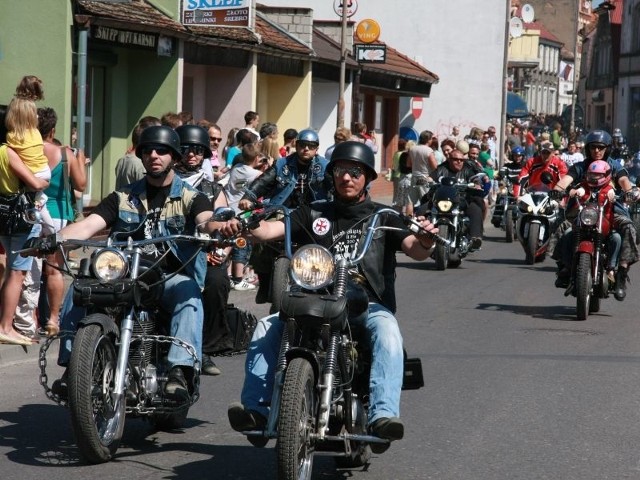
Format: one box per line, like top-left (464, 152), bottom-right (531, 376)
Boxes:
top-left (592, 0), bottom-right (604, 6)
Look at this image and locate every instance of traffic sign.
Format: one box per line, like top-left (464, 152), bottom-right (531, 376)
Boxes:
top-left (333, 0), bottom-right (358, 18)
top-left (411, 97), bottom-right (423, 119)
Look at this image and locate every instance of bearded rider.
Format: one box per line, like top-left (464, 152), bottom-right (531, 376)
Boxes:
top-left (222, 141), bottom-right (438, 449)
top-left (552, 130), bottom-right (639, 298)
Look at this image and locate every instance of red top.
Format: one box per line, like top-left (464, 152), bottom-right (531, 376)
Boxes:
top-left (513, 154), bottom-right (568, 197)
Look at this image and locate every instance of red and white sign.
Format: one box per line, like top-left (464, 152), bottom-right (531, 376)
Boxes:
top-left (411, 97), bottom-right (423, 119)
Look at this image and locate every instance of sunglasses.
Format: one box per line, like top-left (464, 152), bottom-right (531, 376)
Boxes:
top-left (333, 165), bottom-right (365, 179)
top-left (209, 136), bottom-right (223, 142)
top-left (451, 157), bottom-right (465, 162)
top-left (589, 144), bottom-right (607, 151)
top-left (181, 145), bottom-right (206, 156)
top-left (141, 145), bottom-right (171, 156)
top-left (297, 141), bottom-right (319, 150)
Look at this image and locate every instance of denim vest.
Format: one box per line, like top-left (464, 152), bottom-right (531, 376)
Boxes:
top-left (267, 153), bottom-right (329, 206)
top-left (111, 175), bottom-right (207, 289)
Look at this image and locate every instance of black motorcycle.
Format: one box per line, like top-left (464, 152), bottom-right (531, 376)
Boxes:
top-left (23, 224), bottom-right (242, 463)
top-left (424, 176), bottom-right (482, 270)
top-left (491, 166), bottom-right (520, 242)
top-left (230, 205), bottom-right (443, 479)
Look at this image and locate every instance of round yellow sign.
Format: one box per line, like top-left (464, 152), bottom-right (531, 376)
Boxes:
top-left (355, 19), bottom-right (381, 44)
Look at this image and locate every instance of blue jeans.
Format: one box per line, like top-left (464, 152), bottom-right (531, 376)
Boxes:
top-left (58, 273), bottom-right (203, 368)
top-left (240, 302), bottom-right (404, 424)
top-left (0, 223), bottom-right (41, 271)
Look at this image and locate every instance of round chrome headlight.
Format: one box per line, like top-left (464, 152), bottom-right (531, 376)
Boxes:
top-left (579, 206), bottom-right (599, 226)
top-left (92, 249), bottom-right (128, 281)
top-left (291, 245), bottom-right (335, 290)
top-left (437, 200), bottom-right (453, 212)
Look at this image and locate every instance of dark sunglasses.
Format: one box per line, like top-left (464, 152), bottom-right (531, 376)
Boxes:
top-left (589, 144), bottom-right (607, 151)
top-left (209, 136), bottom-right (223, 142)
top-left (333, 165), bottom-right (365, 179)
top-left (451, 157), bottom-right (465, 162)
top-left (297, 141), bottom-right (319, 150)
top-left (181, 145), bottom-right (206, 156)
top-left (141, 145), bottom-right (171, 156)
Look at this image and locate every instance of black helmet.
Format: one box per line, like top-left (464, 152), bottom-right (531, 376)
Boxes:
top-left (584, 129), bottom-right (612, 160)
top-left (327, 141), bottom-right (377, 180)
top-left (175, 124), bottom-right (213, 158)
top-left (135, 125), bottom-right (181, 159)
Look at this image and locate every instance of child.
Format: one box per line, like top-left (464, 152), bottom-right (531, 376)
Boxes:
top-left (5, 75), bottom-right (54, 234)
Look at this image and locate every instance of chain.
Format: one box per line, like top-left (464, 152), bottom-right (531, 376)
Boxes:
top-left (38, 331), bottom-right (201, 409)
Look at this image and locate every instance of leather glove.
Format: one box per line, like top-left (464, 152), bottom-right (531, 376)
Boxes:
top-left (21, 233), bottom-right (62, 257)
top-left (549, 189), bottom-right (565, 201)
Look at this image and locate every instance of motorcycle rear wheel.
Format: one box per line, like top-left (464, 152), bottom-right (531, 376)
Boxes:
top-left (575, 253), bottom-right (592, 321)
top-left (434, 224), bottom-right (449, 271)
top-left (525, 223), bottom-right (539, 265)
top-left (68, 316), bottom-right (125, 463)
top-left (277, 358), bottom-right (316, 480)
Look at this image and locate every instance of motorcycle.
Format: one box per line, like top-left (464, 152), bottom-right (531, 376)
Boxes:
top-left (515, 176), bottom-right (560, 265)
top-left (230, 204), bottom-right (446, 479)
top-left (491, 166), bottom-right (519, 243)
top-left (564, 187), bottom-right (629, 320)
top-left (22, 224), bottom-right (243, 463)
top-left (424, 176), bottom-right (482, 270)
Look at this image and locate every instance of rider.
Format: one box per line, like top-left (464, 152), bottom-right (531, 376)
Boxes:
top-left (491, 146), bottom-right (525, 228)
top-left (237, 128), bottom-right (331, 304)
top-left (27, 125), bottom-right (226, 398)
top-left (512, 141), bottom-right (568, 198)
top-left (175, 124), bottom-right (231, 376)
top-left (552, 129), bottom-right (639, 298)
top-left (223, 141), bottom-right (438, 449)
top-left (428, 148), bottom-right (487, 250)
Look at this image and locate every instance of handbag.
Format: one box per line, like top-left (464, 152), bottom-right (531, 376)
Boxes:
top-left (0, 192), bottom-right (34, 236)
top-left (211, 304), bottom-right (258, 356)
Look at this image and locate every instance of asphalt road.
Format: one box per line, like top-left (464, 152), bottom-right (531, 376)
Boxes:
top-left (2, 222), bottom-right (640, 480)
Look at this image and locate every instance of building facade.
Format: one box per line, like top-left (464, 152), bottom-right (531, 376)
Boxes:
top-left (617, 0), bottom-right (640, 150)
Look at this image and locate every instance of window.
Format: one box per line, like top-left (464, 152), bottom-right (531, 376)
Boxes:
top-left (634, 5), bottom-right (640, 53)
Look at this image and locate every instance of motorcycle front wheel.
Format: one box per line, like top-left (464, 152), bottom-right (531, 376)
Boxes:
top-left (270, 256), bottom-right (291, 314)
top-left (505, 208), bottom-right (515, 243)
top-left (277, 358), bottom-right (316, 480)
top-left (575, 253), bottom-right (592, 321)
top-left (68, 315), bottom-right (126, 463)
top-left (434, 224), bottom-right (450, 271)
top-left (525, 223), bottom-right (540, 265)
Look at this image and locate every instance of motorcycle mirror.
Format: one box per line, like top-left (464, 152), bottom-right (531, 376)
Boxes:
top-left (211, 207), bottom-right (236, 222)
top-left (23, 208), bottom-right (55, 232)
top-left (540, 171), bottom-right (554, 185)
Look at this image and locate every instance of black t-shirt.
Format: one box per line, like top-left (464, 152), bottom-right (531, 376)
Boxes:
top-left (92, 183), bottom-right (212, 269)
top-left (289, 198), bottom-right (408, 302)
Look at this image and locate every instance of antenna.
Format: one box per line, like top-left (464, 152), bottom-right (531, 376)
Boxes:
top-left (509, 17), bottom-right (524, 39)
top-left (521, 3), bottom-right (535, 23)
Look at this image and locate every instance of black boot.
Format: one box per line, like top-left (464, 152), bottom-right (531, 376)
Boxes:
top-left (614, 266), bottom-right (629, 301)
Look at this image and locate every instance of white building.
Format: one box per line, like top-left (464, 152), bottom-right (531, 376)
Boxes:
top-left (259, 0), bottom-right (509, 144)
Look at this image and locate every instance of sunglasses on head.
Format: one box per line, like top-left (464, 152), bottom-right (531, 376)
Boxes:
top-left (297, 141), bottom-right (319, 150)
top-left (181, 145), bottom-right (206, 156)
top-left (333, 165), bottom-right (365, 179)
top-left (141, 145), bottom-right (171, 156)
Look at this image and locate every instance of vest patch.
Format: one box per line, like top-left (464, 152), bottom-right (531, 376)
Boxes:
top-left (312, 217), bottom-right (331, 236)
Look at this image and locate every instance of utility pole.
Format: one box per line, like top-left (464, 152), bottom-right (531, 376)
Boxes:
top-left (570, 0), bottom-right (581, 134)
top-left (337, 1), bottom-right (349, 128)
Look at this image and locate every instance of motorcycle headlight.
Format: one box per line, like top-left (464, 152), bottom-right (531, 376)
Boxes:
top-left (437, 200), bottom-right (453, 212)
top-left (579, 206), bottom-right (599, 226)
top-left (517, 200), bottom-right (531, 213)
top-left (92, 248), bottom-right (128, 281)
top-left (291, 245), bottom-right (335, 290)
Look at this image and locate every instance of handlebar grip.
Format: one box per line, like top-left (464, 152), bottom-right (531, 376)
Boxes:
top-left (403, 217), bottom-right (451, 247)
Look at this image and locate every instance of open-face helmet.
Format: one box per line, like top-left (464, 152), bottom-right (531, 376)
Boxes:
top-left (176, 124), bottom-right (213, 158)
top-left (296, 129), bottom-right (320, 146)
top-left (327, 140), bottom-right (377, 181)
top-left (584, 129), bottom-right (612, 160)
top-left (585, 160), bottom-right (612, 188)
top-left (135, 125), bottom-right (182, 160)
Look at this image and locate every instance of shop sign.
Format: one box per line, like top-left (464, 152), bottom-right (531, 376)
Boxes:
top-left (92, 25), bottom-right (159, 50)
top-left (355, 19), bottom-right (381, 44)
top-left (182, 0), bottom-right (251, 27)
top-left (333, 0), bottom-right (358, 18)
top-left (355, 44), bottom-right (386, 63)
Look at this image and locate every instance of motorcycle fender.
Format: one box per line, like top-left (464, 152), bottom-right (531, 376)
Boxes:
top-left (77, 314), bottom-right (120, 338)
top-left (576, 241), bottom-right (595, 255)
top-left (285, 347), bottom-right (320, 382)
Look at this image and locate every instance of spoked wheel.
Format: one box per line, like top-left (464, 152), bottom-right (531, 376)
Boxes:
top-left (525, 223), bottom-right (539, 265)
top-left (505, 208), bottom-right (515, 243)
top-left (575, 253), bottom-right (593, 321)
top-left (277, 358), bottom-right (316, 480)
top-left (434, 224), bottom-right (449, 271)
top-left (270, 256), bottom-right (291, 314)
top-left (68, 315), bottom-right (125, 463)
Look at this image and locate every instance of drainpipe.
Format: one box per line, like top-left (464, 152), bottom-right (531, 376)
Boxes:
top-left (75, 15), bottom-right (90, 151)
top-left (337, 2), bottom-right (348, 128)
top-left (499, 0), bottom-right (510, 169)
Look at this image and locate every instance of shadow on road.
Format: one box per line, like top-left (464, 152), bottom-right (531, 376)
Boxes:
top-left (476, 302), bottom-right (591, 321)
